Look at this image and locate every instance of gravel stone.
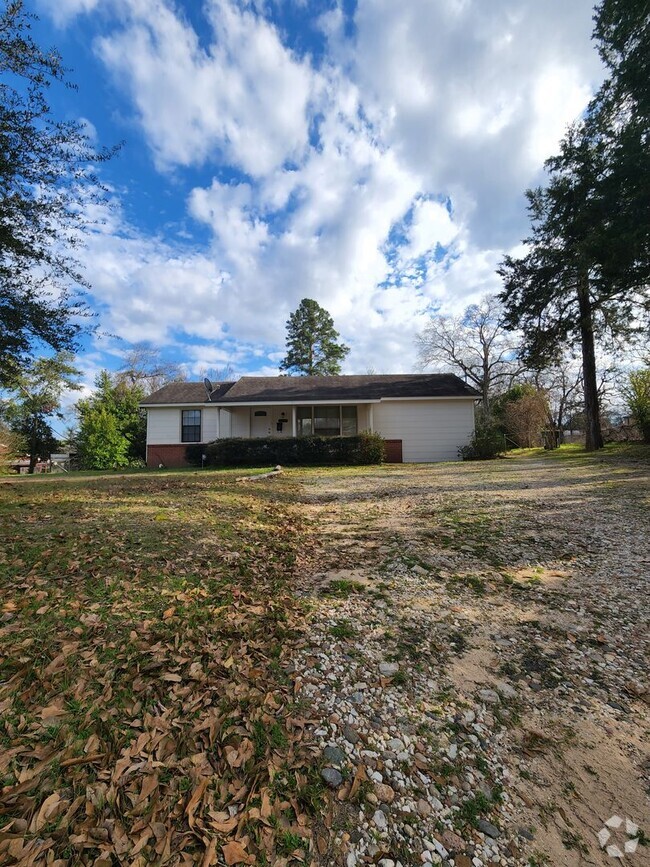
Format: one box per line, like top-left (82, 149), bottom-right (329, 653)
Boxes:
top-left (320, 768), bottom-right (343, 788)
top-left (323, 745), bottom-right (346, 765)
top-left (379, 662), bottom-right (400, 677)
top-left (476, 818), bottom-right (501, 838)
top-left (373, 810), bottom-right (388, 830)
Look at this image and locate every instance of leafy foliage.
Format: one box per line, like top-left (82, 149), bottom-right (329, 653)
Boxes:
top-left (624, 368), bottom-right (650, 443)
top-left (0, 1), bottom-right (116, 385)
top-left (192, 432), bottom-right (385, 467)
top-left (76, 405), bottom-right (129, 469)
top-left (280, 299), bottom-right (350, 376)
top-left (1, 351), bottom-right (80, 471)
top-left (76, 371), bottom-right (147, 468)
top-left (458, 415), bottom-right (504, 461)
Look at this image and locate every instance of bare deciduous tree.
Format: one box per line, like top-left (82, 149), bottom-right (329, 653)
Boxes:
top-left (417, 296), bottom-right (524, 411)
top-left (116, 345), bottom-right (186, 393)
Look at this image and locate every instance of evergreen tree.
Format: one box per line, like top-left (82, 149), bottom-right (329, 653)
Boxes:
top-left (0, 1), bottom-right (116, 385)
top-left (280, 299), bottom-right (350, 376)
top-left (498, 0), bottom-right (650, 451)
top-left (77, 406), bottom-right (129, 470)
top-left (76, 371), bottom-right (147, 467)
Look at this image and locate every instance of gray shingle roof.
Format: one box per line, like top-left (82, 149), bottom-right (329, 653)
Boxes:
top-left (141, 374), bottom-right (479, 405)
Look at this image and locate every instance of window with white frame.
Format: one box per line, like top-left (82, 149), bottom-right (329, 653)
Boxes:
top-left (181, 409), bottom-right (201, 442)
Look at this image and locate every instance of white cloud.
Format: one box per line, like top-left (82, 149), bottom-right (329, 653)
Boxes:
top-left (38, 0), bottom-right (101, 27)
top-left (94, 0), bottom-right (314, 175)
top-left (43, 0), bottom-right (605, 375)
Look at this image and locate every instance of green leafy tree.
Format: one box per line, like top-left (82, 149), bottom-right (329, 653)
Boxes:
top-left (0, 1), bottom-right (116, 386)
top-left (1, 351), bottom-right (80, 472)
top-left (76, 371), bottom-right (147, 466)
top-left (498, 0), bottom-right (650, 451)
top-left (624, 368), bottom-right (650, 443)
top-left (280, 299), bottom-right (350, 375)
top-left (77, 406), bottom-right (129, 470)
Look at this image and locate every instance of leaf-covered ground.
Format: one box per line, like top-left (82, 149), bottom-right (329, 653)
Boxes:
top-left (1, 446), bottom-right (648, 867)
top-left (0, 470), bottom-right (323, 866)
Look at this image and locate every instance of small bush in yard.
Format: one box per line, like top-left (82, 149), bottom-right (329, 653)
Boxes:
top-left (459, 419), bottom-right (504, 460)
top-left (188, 432), bottom-right (385, 467)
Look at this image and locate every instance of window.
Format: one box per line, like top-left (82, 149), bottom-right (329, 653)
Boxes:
top-left (181, 409), bottom-right (201, 442)
top-left (296, 406), bottom-right (357, 437)
top-left (297, 406), bottom-right (312, 435)
top-left (314, 405), bottom-right (340, 436)
top-left (342, 405), bottom-right (358, 436)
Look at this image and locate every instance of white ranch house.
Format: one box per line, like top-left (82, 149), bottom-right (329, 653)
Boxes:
top-left (141, 374), bottom-right (479, 467)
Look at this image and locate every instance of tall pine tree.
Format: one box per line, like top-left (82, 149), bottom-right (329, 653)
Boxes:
top-left (498, 0), bottom-right (649, 450)
top-left (280, 299), bottom-right (350, 376)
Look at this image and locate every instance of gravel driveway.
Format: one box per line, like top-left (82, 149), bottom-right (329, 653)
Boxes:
top-left (291, 453), bottom-right (649, 867)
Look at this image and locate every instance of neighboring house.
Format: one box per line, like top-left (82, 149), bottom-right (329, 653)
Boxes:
top-left (140, 374), bottom-right (480, 467)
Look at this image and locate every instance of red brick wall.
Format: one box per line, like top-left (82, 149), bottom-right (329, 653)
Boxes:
top-left (384, 439), bottom-right (403, 463)
top-left (146, 444), bottom-right (192, 468)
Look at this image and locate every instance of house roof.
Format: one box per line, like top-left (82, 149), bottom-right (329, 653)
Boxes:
top-left (141, 374), bottom-right (479, 406)
top-left (140, 381), bottom-right (236, 405)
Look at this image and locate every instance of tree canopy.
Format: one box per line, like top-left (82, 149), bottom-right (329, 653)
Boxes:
top-left (76, 371), bottom-right (147, 469)
top-left (0, 1), bottom-right (116, 386)
top-left (1, 351), bottom-right (80, 472)
top-left (280, 299), bottom-right (350, 376)
top-left (498, 0), bottom-right (650, 450)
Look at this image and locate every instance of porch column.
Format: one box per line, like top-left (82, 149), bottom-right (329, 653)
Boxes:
top-left (291, 406), bottom-right (297, 437)
top-left (368, 404), bottom-right (374, 433)
top-left (216, 408), bottom-right (220, 440)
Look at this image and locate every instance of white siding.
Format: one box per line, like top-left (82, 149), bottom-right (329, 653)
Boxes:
top-left (218, 409), bottom-right (232, 438)
top-left (231, 407), bottom-right (250, 438)
top-left (147, 408), bottom-right (181, 444)
top-left (146, 406), bottom-right (218, 444)
top-left (373, 399), bottom-right (475, 462)
top-left (357, 404), bottom-right (371, 432)
top-left (203, 408), bottom-right (219, 442)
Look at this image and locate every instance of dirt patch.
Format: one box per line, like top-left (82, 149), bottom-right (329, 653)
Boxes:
top-left (294, 452), bottom-right (650, 865)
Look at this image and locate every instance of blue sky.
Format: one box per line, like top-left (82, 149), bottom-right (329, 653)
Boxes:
top-left (32, 0), bottom-right (604, 390)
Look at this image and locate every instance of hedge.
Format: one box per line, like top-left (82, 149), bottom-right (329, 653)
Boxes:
top-left (186, 432), bottom-right (385, 467)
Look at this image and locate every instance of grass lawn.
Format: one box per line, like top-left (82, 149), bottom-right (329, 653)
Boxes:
top-left (0, 469), bottom-right (322, 866)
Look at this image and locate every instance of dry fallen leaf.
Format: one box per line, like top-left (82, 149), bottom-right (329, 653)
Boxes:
top-left (222, 840), bottom-right (255, 865)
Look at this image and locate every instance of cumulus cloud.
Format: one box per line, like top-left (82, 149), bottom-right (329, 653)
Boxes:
top-left (42, 0), bottom-right (605, 374)
top-left (94, 0), bottom-right (314, 175)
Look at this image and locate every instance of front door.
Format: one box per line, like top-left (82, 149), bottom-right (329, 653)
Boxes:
top-left (251, 410), bottom-right (270, 437)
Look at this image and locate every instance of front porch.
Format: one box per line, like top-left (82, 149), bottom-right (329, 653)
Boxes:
top-left (216, 403), bottom-right (374, 440)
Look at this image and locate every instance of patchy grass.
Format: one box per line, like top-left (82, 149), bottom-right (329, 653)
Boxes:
top-left (0, 470), bottom-right (317, 865)
top-left (321, 578), bottom-right (366, 598)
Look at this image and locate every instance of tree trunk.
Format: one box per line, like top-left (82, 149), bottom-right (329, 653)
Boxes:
top-left (576, 273), bottom-right (604, 451)
top-left (482, 346), bottom-right (490, 413)
top-left (28, 417), bottom-right (38, 474)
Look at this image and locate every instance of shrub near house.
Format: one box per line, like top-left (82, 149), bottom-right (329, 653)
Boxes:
top-left (187, 432), bottom-right (385, 467)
